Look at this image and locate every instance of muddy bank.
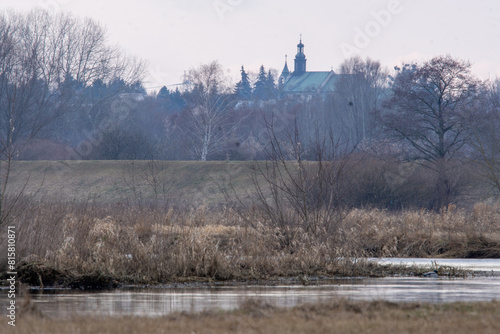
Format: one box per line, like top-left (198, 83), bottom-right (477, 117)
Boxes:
top-left (0, 259), bottom-right (474, 290)
top-left (0, 262), bottom-right (119, 290)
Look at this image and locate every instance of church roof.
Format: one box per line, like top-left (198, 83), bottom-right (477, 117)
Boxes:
top-left (281, 71), bottom-right (337, 94)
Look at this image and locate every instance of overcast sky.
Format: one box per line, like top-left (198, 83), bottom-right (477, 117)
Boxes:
top-left (1, 0), bottom-right (500, 91)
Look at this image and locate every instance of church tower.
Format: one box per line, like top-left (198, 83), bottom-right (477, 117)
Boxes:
top-left (279, 36), bottom-right (337, 95)
top-left (294, 37), bottom-right (306, 74)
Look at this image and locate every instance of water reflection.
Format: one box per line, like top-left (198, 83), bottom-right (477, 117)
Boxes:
top-left (369, 258), bottom-right (500, 275)
top-left (2, 258), bottom-right (500, 318)
top-left (1, 277), bottom-right (498, 318)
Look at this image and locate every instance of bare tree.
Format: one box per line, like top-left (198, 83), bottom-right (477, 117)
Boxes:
top-left (468, 80), bottom-right (500, 194)
top-left (0, 10), bottom-right (146, 223)
top-left (333, 56), bottom-right (388, 146)
top-left (179, 61), bottom-right (237, 161)
top-left (377, 55), bottom-right (479, 209)
top-left (228, 116), bottom-right (351, 250)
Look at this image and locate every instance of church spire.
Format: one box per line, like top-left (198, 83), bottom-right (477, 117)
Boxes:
top-left (279, 54), bottom-right (290, 89)
top-left (282, 54), bottom-right (290, 76)
top-left (294, 35), bottom-right (306, 74)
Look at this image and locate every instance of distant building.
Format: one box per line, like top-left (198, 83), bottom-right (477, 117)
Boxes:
top-left (279, 38), bottom-right (337, 96)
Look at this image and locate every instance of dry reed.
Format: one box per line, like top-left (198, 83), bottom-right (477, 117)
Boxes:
top-left (1, 201), bottom-right (499, 286)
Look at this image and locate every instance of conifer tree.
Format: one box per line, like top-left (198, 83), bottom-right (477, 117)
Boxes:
top-left (253, 65), bottom-right (268, 100)
top-left (234, 66), bottom-right (252, 100)
top-left (266, 70), bottom-right (278, 99)
top-left (157, 86), bottom-right (170, 99)
top-left (157, 86), bottom-right (170, 109)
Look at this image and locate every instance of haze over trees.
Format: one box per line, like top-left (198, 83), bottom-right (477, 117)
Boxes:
top-left (377, 56), bottom-right (480, 209)
top-left (1, 9), bottom-right (500, 211)
top-left (0, 10), bottom-right (145, 156)
top-left (334, 56), bottom-right (387, 146)
top-left (467, 79), bottom-right (500, 194)
top-left (0, 9), bottom-right (145, 215)
top-left (169, 61), bottom-right (237, 161)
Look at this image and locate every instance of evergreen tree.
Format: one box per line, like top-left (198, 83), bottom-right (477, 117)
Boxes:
top-left (89, 79), bottom-right (106, 100)
top-left (266, 70), bottom-right (278, 99)
top-left (157, 86), bottom-right (170, 99)
top-left (253, 65), bottom-right (268, 100)
top-left (108, 78), bottom-right (127, 93)
top-left (156, 86), bottom-right (170, 110)
top-left (234, 65), bottom-right (252, 100)
top-left (129, 80), bottom-right (147, 94)
top-left (170, 87), bottom-right (186, 111)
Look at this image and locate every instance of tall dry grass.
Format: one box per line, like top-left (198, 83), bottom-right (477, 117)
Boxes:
top-left (346, 203), bottom-right (500, 257)
top-left (1, 200), bottom-right (499, 285)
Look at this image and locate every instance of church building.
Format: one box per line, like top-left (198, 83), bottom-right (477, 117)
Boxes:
top-left (279, 38), bottom-right (337, 95)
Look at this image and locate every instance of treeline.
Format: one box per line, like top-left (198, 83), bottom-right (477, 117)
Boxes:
top-left (1, 10), bottom-right (499, 210)
top-left (0, 9), bottom-right (146, 162)
top-left (13, 59), bottom-right (387, 162)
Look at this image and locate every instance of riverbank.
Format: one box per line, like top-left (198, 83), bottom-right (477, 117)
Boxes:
top-left (1, 201), bottom-right (499, 288)
top-left (4, 299), bottom-right (499, 334)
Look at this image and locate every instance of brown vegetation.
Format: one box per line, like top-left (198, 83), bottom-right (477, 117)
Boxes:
top-left (4, 299), bottom-right (499, 334)
top-left (1, 200), bottom-right (499, 287)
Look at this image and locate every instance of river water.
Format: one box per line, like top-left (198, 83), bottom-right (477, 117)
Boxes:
top-left (2, 258), bottom-right (500, 318)
top-left (368, 257), bottom-right (500, 274)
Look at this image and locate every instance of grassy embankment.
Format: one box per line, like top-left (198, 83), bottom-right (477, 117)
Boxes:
top-left (0, 160), bottom-right (499, 288)
top-left (4, 160), bottom-right (252, 206)
top-left (3, 298), bottom-right (500, 334)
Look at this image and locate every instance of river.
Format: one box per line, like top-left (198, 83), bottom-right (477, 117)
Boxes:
top-left (1, 258), bottom-right (499, 318)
